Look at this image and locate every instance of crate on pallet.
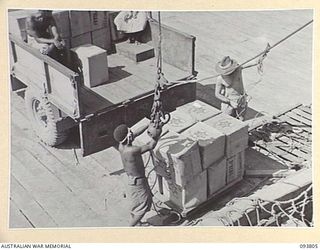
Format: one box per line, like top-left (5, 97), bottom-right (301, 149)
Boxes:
top-left (226, 150), bottom-right (245, 184)
top-left (163, 109), bottom-right (196, 133)
top-left (69, 11), bottom-right (92, 37)
top-left (153, 131), bottom-right (202, 186)
top-left (205, 113), bottom-right (249, 157)
top-left (177, 100), bottom-right (221, 122)
top-left (156, 170), bottom-right (207, 212)
top-left (207, 158), bottom-right (227, 196)
top-left (181, 122), bottom-right (225, 169)
top-left (71, 44), bottom-right (109, 88)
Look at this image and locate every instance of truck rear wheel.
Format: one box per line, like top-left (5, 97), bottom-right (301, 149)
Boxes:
top-left (25, 88), bottom-right (68, 146)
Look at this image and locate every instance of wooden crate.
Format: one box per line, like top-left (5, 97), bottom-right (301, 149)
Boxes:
top-left (69, 11), bottom-right (92, 37)
top-left (177, 100), bottom-right (221, 122)
top-left (205, 113), bottom-right (248, 157)
top-left (153, 131), bottom-right (202, 186)
top-left (89, 11), bottom-right (109, 31)
top-left (181, 122), bottom-right (225, 169)
top-left (163, 109), bottom-right (196, 133)
top-left (91, 28), bottom-right (113, 52)
top-left (156, 170), bottom-right (207, 212)
top-left (71, 44), bottom-right (109, 88)
top-left (226, 151), bottom-right (245, 184)
top-left (207, 158), bottom-right (227, 196)
top-left (52, 10), bottom-right (70, 39)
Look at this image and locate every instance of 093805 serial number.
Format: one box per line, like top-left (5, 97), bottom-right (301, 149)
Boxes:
top-left (300, 244), bottom-right (318, 248)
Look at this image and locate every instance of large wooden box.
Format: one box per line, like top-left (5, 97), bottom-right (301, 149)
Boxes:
top-left (163, 109), bottom-right (196, 133)
top-left (205, 113), bottom-right (248, 157)
top-left (177, 100), bottom-right (221, 122)
top-left (71, 44), bottom-right (109, 88)
top-left (153, 131), bottom-right (202, 186)
top-left (52, 10), bottom-right (70, 39)
top-left (92, 28), bottom-right (113, 52)
top-left (69, 11), bottom-right (92, 37)
top-left (157, 171), bottom-right (207, 212)
top-left (181, 122), bottom-right (225, 169)
top-left (89, 11), bottom-right (109, 31)
top-left (207, 158), bottom-right (227, 196)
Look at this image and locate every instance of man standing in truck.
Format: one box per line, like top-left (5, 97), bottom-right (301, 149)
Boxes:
top-left (26, 10), bottom-right (66, 62)
top-left (215, 56), bottom-right (248, 121)
top-left (113, 123), bottom-right (161, 226)
top-left (114, 11), bottom-right (148, 44)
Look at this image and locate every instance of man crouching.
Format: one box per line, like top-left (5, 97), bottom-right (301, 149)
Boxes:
top-left (113, 123), bottom-right (161, 226)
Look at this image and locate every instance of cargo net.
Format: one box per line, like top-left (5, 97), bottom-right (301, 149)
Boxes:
top-left (210, 184), bottom-right (313, 227)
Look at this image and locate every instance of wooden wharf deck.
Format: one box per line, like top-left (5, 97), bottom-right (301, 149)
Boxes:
top-left (10, 9), bottom-right (313, 227)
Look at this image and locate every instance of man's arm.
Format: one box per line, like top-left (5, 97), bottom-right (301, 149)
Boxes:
top-left (215, 81), bottom-right (230, 104)
top-left (49, 17), bottom-right (60, 40)
top-left (139, 138), bottom-right (158, 154)
top-left (132, 124), bottom-right (148, 138)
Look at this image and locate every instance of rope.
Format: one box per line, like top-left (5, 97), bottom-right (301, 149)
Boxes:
top-left (213, 184), bottom-right (313, 226)
top-left (156, 11), bottom-right (162, 74)
top-left (169, 19), bottom-right (313, 85)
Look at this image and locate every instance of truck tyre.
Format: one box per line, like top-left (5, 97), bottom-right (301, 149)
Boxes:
top-left (25, 88), bottom-right (68, 146)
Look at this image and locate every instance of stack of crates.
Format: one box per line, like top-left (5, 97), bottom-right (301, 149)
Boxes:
top-left (134, 100), bottom-right (248, 213)
top-left (204, 113), bottom-right (248, 189)
top-left (8, 10), bottom-right (113, 53)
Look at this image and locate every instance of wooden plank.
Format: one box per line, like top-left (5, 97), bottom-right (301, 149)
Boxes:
top-left (278, 115), bottom-right (312, 133)
top-left (108, 54), bottom-right (155, 90)
top-left (11, 98), bottom-right (130, 226)
top-left (284, 112), bottom-right (312, 127)
top-left (256, 143), bottom-right (302, 164)
top-left (9, 199), bottom-right (34, 228)
top-left (298, 105), bottom-right (312, 115)
top-left (275, 141), bottom-right (310, 161)
top-left (277, 135), bottom-right (312, 154)
top-left (33, 144), bottom-right (129, 225)
top-left (11, 152), bottom-right (109, 227)
top-left (292, 108), bottom-right (312, 121)
top-left (10, 175), bottom-right (58, 228)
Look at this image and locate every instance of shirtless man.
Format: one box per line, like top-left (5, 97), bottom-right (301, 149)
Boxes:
top-left (113, 123), bottom-right (161, 226)
top-left (26, 10), bottom-right (66, 61)
top-left (215, 56), bottom-right (249, 121)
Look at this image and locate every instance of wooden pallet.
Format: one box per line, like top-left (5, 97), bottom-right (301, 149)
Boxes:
top-left (250, 104), bottom-right (312, 167)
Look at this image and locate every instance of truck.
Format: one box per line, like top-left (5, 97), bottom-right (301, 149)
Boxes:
top-left (9, 10), bottom-right (197, 156)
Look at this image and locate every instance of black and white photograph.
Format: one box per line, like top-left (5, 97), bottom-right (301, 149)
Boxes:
top-left (8, 8), bottom-right (313, 228)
